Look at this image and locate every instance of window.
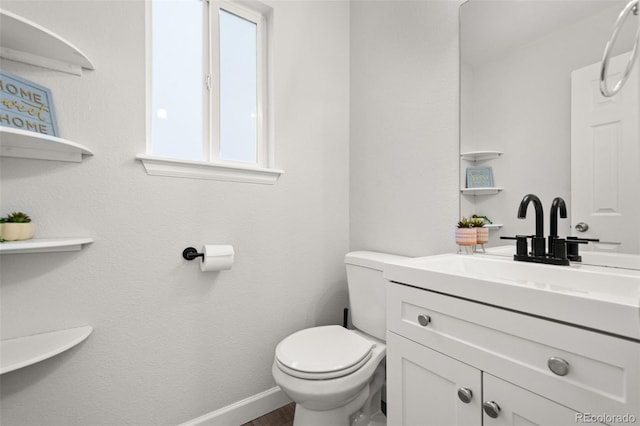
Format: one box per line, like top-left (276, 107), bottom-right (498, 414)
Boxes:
top-left (139, 0), bottom-right (282, 184)
top-left (219, 8), bottom-right (259, 163)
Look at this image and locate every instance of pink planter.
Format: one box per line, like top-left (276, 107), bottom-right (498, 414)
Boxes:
top-left (455, 228), bottom-right (477, 246)
top-left (476, 227), bottom-right (489, 244)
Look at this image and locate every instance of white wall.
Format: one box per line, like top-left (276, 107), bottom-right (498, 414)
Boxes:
top-left (350, 0), bottom-right (462, 256)
top-left (0, 1), bottom-right (350, 424)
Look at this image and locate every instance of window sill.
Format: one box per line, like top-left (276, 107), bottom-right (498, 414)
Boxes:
top-left (135, 155), bottom-right (284, 185)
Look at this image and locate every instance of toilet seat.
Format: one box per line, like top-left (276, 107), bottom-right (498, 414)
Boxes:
top-left (275, 352), bottom-right (372, 380)
top-left (275, 325), bottom-right (375, 380)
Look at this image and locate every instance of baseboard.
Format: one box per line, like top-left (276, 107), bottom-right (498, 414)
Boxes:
top-left (179, 386), bottom-right (292, 426)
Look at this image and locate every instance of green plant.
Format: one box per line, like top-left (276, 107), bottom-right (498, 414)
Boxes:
top-left (472, 214), bottom-right (492, 224)
top-left (470, 217), bottom-right (485, 227)
top-left (5, 212), bottom-right (32, 223)
top-left (457, 217), bottom-right (472, 228)
top-left (0, 217), bottom-right (6, 224)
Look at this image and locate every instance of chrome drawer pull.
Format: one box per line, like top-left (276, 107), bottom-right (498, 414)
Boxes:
top-left (483, 401), bottom-right (501, 418)
top-left (457, 387), bottom-right (473, 403)
top-left (548, 357), bottom-right (570, 376)
top-left (417, 314), bottom-right (431, 327)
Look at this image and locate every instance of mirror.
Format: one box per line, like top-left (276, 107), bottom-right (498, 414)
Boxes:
top-left (460, 0), bottom-right (640, 267)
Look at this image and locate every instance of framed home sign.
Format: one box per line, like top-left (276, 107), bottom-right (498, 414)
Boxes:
top-left (466, 166), bottom-right (495, 188)
top-left (0, 71), bottom-right (59, 137)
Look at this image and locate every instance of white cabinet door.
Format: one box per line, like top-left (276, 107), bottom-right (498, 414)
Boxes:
top-left (386, 332), bottom-right (481, 426)
top-left (482, 374), bottom-right (599, 426)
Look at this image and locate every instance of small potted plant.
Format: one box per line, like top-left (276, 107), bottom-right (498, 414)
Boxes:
top-left (1, 212), bottom-right (35, 241)
top-left (470, 216), bottom-right (489, 245)
top-left (455, 217), bottom-right (477, 246)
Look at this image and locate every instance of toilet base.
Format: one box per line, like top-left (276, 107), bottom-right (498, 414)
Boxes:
top-left (292, 363), bottom-right (386, 426)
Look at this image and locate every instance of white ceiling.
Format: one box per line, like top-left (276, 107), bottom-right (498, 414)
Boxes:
top-left (461, 0), bottom-right (628, 65)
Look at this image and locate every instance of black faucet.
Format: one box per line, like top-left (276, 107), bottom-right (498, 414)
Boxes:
top-left (501, 194), bottom-right (591, 265)
top-left (548, 197), bottom-right (567, 257)
top-left (517, 194), bottom-right (546, 257)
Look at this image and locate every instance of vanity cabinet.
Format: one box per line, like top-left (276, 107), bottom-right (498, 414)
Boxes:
top-left (386, 281), bottom-right (640, 425)
top-left (482, 374), bottom-right (580, 426)
top-left (387, 333), bottom-right (578, 425)
top-left (386, 332), bottom-right (481, 425)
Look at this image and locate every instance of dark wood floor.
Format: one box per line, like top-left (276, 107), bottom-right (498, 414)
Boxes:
top-left (241, 402), bottom-right (295, 426)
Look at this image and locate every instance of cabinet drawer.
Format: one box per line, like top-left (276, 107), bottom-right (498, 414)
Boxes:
top-left (387, 282), bottom-right (640, 419)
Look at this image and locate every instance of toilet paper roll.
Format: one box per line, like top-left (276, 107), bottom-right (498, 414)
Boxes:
top-left (200, 245), bottom-right (234, 272)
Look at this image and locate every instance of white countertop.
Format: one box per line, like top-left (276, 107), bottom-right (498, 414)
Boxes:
top-left (384, 253), bottom-right (640, 340)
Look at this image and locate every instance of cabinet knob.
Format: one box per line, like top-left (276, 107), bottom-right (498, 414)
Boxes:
top-left (483, 401), bottom-right (501, 418)
top-left (548, 357), bottom-right (570, 376)
top-left (457, 387), bottom-right (473, 403)
top-left (417, 314), bottom-right (431, 327)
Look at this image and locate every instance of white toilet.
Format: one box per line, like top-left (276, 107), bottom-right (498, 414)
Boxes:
top-left (272, 251), bottom-right (407, 426)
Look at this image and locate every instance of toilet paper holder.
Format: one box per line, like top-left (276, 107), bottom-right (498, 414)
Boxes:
top-left (183, 245), bottom-right (235, 271)
top-left (182, 247), bottom-right (204, 261)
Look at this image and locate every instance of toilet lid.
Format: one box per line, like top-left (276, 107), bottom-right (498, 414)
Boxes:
top-left (275, 325), bottom-right (374, 375)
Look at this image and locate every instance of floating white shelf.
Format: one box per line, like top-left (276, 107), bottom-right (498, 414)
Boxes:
top-left (460, 187), bottom-right (503, 195)
top-left (460, 150), bottom-right (503, 162)
top-left (484, 223), bottom-right (503, 230)
top-left (0, 127), bottom-right (93, 162)
top-left (1, 326), bottom-right (93, 374)
top-left (0, 237), bottom-right (94, 254)
top-left (0, 9), bottom-right (94, 75)
top-left (1, 12), bottom-right (95, 376)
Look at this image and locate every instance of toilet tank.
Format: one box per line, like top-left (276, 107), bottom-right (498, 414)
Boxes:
top-left (344, 251), bottom-right (408, 341)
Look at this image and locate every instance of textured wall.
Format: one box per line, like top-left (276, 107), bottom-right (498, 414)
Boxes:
top-left (349, 0), bottom-right (462, 256)
top-left (0, 1), bottom-right (350, 424)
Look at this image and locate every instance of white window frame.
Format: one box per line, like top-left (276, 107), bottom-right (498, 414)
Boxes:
top-left (138, 0), bottom-right (283, 185)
